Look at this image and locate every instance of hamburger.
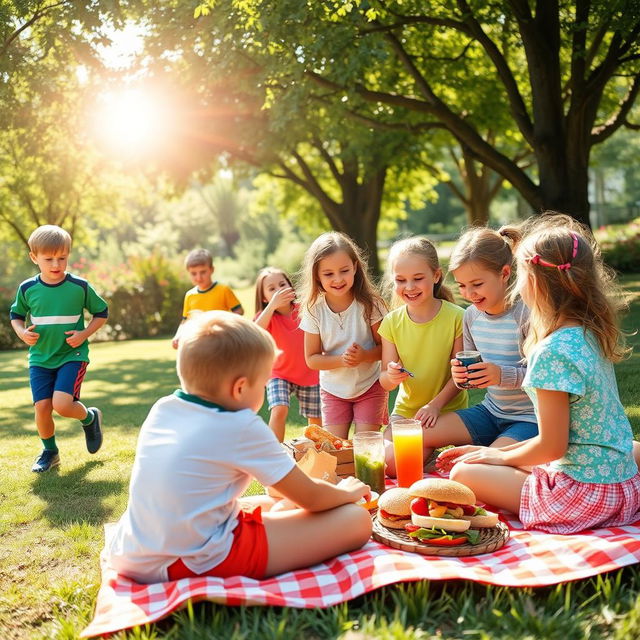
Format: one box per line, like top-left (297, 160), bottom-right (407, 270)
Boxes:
top-left (405, 478), bottom-right (498, 546)
top-left (377, 487), bottom-right (413, 529)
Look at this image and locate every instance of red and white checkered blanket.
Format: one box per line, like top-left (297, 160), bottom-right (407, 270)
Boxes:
top-left (82, 508), bottom-right (640, 637)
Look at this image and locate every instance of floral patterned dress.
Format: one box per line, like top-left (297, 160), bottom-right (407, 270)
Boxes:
top-left (519, 327), bottom-right (640, 533)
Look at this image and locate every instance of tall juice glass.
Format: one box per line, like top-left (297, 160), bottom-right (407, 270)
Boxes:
top-left (353, 431), bottom-right (385, 495)
top-left (391, 419), bottom-right (423, 487)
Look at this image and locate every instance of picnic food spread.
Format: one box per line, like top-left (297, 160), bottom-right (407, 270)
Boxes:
top-left (357, 491), bottom-right (380, 511)
top-left (374, 479), bottom-right (504, 553)
top-left (304, 425), bottom-right (353, 451)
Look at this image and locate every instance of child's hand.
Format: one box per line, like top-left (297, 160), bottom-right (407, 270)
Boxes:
top-left (21, 324), bottom-right (39, 345)
top-left (268, 286), bottom-right (296, 309)
top-left (386, 361), bottom-right (409, 384)
top-left (172, 337), bottom-right (179, 349)
top-left (465, 362), bottom-right (501, 388)
top-left (435, 445), bottom-right (483, 473)
top-left (342, 343), bottom-right (364, 367)
top-left (64, 330), bottom-right (87, 348)
top-left (337, 475), bottom-right (370, 503)
top-left (450, 358), bottom-right (468, 386)
top-left (414, 403), bottom-right (440, 428)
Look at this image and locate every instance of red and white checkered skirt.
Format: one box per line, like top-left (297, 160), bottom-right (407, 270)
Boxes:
top-left (520, 466), bottom-right (640, 534)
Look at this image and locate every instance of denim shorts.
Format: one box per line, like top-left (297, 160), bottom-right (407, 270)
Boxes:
top-left (455, 403), bottom-right (538, 446)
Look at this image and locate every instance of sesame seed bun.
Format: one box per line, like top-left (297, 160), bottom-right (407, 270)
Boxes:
top-left (409, 478), bottom-right (476, 506)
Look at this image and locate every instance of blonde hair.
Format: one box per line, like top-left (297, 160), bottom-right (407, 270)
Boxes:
top-left (508, 213), bottom-right (628, 362)
top-left (254, 267), bottom-right (294, 315)
top-left (185, 248), bottom-right (213, 269)
top-left (28, 225), bottom-right (71, 255)
top-left (386, 236), bottom-right (454, 305)
top-left (299, 232), bottom-right (386, 322)
top-left (177, 311), bottom-right (275, 396)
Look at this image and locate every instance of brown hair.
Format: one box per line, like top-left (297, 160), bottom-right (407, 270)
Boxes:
top-left (386, 236), bottom-right (454, 304)
top-left (254, 267), bottom-right (294, 315)
top-left (508, 213), bottom-right (628, 362)
top-left (185, 248), bottom-right (213, 269)
top-left (299, 231), bottom-right (386, 322)
top-left (177, 311), bottom-right (275, 397)
top-left (449, 226), bottom-right (518, 274)
top-left (28, 225), bottom-right (72, 255)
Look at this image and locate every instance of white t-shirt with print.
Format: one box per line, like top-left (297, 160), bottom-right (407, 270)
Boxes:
top-left (107, 390), bottom-right (295, 583)
top-left (300, 297), bottom-right (384, 399)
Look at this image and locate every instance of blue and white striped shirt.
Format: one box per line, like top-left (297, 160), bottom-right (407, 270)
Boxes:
top-left (463, 300), bottom-right (536, 422)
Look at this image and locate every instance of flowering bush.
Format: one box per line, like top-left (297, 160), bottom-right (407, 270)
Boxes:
top-left (595, 219), bottom-right (640, 273)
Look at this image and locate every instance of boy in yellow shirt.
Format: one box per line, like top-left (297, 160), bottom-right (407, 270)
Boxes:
top-left (172, 249), bottom-right (243, 349)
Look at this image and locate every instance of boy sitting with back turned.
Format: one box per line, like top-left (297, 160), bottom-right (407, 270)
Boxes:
top-left (172, 248), bottom-right (244, 349)
top-left (108, 311), bottom-right (371, 583)
top-left (10, 225), bottom-right (108, 472)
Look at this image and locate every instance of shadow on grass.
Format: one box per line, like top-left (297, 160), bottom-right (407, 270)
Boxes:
top-left (31, 459), bottom-right (126, 527)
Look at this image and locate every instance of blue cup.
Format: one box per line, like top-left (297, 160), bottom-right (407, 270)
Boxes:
top-left (456, 350), bottom-right (482, 389)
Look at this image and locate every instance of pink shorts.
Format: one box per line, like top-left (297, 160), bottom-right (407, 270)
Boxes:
top-left (321, 380), bottom-right (389, 426)
top-left (167, 507), bottom-right (268, 580)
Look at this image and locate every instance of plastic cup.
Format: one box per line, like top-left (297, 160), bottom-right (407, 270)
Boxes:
top-left (456, 350), bottom-right (483, 389)
top-left (391, 419), bottom-right (423, 488)
top-left (353, 431), bottom-right (385, 495)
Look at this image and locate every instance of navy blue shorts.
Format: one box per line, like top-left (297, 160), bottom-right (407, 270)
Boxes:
top-left (29, 361), bottom-right (88, 403)
top-left (455, 403), bottom-right (538, 445)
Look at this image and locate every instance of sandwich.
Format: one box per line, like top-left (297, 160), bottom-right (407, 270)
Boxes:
top-left (304, 425), bottom-right (352, 451)
top-left (377, 487), bottom-right (413, 529)
top-left (405, 478), bottom-right (497, 546)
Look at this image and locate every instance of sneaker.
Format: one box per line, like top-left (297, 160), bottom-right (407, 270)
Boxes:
top-left (83, 407), bottom-right (103, 454)
top-left (32, 449), bottom-right (60, 473)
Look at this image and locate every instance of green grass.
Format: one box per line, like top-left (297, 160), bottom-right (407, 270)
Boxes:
top-left (1, 277), bottom-right (639, 639)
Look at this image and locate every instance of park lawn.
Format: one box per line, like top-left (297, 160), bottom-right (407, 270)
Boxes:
top-left (0, 276), bottom-right (638, 639)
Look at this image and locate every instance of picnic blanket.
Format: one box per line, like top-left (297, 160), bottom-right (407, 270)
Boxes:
top-left (82, 505), bottom-right (640, 637)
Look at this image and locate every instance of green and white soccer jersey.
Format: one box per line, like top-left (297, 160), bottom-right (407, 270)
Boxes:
top-left (10, 274), bottom-right (108, 369)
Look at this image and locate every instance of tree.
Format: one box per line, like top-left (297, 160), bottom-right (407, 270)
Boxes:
top-left (200, 0), bottom-right (640, 227)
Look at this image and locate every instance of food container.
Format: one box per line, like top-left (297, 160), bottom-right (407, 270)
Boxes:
top-left (284, 438), bottom-right (354, 478)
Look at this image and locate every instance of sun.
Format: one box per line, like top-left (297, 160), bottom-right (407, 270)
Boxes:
top-left (93, 88), bottom-right (166, 156)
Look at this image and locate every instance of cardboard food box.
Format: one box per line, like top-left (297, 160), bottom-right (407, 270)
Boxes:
top-left (284, 437), bottom-right (355, 478)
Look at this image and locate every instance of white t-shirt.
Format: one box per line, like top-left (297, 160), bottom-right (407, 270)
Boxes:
top-left (299, 296), bottom-right (384, 399)
top-left (107, 390), bottom-right (295, 584)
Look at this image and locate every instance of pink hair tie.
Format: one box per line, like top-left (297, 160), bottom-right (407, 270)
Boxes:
top-left (527, 232), bottom-right (579, 271)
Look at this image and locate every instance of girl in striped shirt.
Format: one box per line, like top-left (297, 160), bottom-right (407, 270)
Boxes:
top-left (425, 226), bottom-right (538, 466)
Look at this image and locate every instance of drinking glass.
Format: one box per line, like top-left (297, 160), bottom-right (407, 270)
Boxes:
top-left (391, 419), bottom-right (423, 487)
top-left (352, 431), bottom-right (385, 494)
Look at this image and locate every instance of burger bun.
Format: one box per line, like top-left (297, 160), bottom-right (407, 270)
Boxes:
top-left (462, 511), bottom-right (499, 528)
top-left (411, 513), bottom-right (471, 532)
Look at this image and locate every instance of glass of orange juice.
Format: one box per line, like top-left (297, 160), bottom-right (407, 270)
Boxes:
top-left (391, 419), bottom-right (423, 487)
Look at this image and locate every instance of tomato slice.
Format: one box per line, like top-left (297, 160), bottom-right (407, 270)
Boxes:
top-left (404, 524), bottom-right (421, 533)
top-left (461, 504), bottom-right (476, 516)
top-left (410, 497), bottom-right (429, 516)
top-left (427, 536), bottom-right (467, 546)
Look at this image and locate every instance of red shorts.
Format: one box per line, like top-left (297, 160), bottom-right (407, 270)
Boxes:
top-left (167, 507), bottom-right (268, 581)
top-left (321, 379), bottom-right (389, 426)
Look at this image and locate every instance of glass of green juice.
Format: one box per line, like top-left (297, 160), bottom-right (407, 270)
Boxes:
top-left (353, 431), bottom-right (385, 495)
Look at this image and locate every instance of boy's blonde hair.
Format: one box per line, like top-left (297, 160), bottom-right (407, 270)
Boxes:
top-left (298, 231), bottom-right (386, 322)
top-left (386, 236), bottom-right (454, 305)
top-left (254, 267), bottom-right (294, 315)
top-left (507, 213), bottom-right (628, 362)
top-left (185, 248), bottom-right (213, 269)
top-left (177, 311), bottom-right (275, 396)
top-left (28, 225), bottom-right (72, 255)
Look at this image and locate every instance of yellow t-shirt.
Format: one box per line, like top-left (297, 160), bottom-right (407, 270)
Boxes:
top-left (378, 300), bottom-right (468, 418)
top-left (182, 282), bottom-right (242, 318)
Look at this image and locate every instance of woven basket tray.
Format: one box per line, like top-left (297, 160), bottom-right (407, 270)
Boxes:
top-left (372, 515), bottom-right (510, 557)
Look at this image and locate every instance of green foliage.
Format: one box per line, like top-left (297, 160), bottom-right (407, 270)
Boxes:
top-left (597, 219), bottom-right (640, 273)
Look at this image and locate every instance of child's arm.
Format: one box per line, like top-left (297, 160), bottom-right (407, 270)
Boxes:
top-left (10, 318), bottom-right (39, 345)
top-left (442, 389), bottom-right (569, 468)
top-left (379, 336), bottom-right (409, 391)
top-left (270, 466), bottom-right (370, 512)
top-left (304, 331), bottom-right (345, 370)
top-left (416, 334), bottom-right (464, 428)
top-left (172, 320), bottom-right (185, 349)
top-left (65, 316), bottom-right (108, 348)
top-left (342, 321), bottom-right (383, 368)
top-left (254, 287), bottom-right (296, 329)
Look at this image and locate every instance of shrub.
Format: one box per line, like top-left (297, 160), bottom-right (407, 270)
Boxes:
top-left (596, 219), bottom-right (640, 273)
